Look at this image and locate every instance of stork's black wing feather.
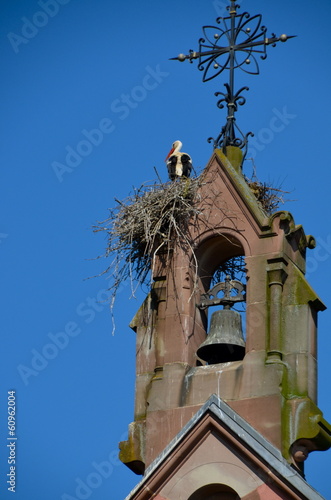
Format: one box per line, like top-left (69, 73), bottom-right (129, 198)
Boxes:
top-left (181, 154), bottom-right (192, 178)
top-left (167, 155), bottom-right (177, 181)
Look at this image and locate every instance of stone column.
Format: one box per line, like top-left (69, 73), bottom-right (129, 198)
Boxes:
top-left (266, 260), bottom-right (288, 363)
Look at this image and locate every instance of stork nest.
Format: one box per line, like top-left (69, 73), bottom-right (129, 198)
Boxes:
top-left (94, 169), bottom-right (289, 330)
top-left (94, 177), bottom-right (204, 318)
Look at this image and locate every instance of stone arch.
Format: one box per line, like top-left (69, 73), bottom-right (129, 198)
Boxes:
top-left (194, 229), bottom-right (250, 292)
top-left (164, 461), bottom-right (257, 498)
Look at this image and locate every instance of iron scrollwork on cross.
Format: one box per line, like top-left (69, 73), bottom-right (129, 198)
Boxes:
top-left (198, 275), bottom-right (246, 310)
top-left (171, 0), bottom-right (294, 161)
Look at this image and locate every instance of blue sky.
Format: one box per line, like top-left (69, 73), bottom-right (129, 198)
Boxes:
top-left (1, 0), bottom-right (331, 499)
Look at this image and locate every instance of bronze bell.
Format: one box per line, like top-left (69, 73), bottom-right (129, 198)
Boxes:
top-left (197, 307), bottom-right (245, 364)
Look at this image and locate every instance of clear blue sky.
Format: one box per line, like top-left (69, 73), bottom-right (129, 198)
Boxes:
top-left (1, 1), bottom-right (331, 499)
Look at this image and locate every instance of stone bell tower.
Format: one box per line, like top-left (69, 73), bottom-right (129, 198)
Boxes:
top-left (117, 2), bottom-right (331, 499)
top-left (119, 148), bottom-right (331, 499)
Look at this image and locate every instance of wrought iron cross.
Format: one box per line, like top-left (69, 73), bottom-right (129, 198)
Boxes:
top-left (171, 0), bottom-right (294, 160)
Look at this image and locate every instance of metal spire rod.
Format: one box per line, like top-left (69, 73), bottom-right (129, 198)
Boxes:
top-left (170, 0), bottom-right (295, 160)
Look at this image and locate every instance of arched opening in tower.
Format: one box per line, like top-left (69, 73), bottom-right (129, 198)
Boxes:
top-left (187, 483), bottom-right (240, 500)
top-left (195, 234), bottom-right (247, 365)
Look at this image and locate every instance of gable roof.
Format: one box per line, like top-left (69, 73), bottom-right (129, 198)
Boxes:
top-left (125, 395), bottom-right (324, 500)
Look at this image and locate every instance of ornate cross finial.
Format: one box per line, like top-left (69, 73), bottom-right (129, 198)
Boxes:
top-left (171, 1), bottom-right (294, 162)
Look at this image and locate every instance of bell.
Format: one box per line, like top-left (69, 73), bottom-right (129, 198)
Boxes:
top-left (197, 308), bottom-right (245, 364)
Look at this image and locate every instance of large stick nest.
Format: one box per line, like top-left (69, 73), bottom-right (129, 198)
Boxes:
top-left (94, 170), bottom-right (289, 328)
top-left (94, 177), bottom-right (204, 312)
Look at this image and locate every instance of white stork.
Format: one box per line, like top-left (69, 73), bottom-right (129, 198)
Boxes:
top-left (165, 140), bottom-right (192, 181)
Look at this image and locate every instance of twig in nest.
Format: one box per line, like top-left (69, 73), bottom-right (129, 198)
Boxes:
top-left (245, 157), bottom-right (291, 215)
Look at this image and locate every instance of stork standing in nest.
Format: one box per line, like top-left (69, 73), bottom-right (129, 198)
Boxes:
top-left (165, 140), bottom-right (192, 181)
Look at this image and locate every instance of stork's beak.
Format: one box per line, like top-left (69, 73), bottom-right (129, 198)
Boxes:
top-left (165, 147), bottom-right (174, 162)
